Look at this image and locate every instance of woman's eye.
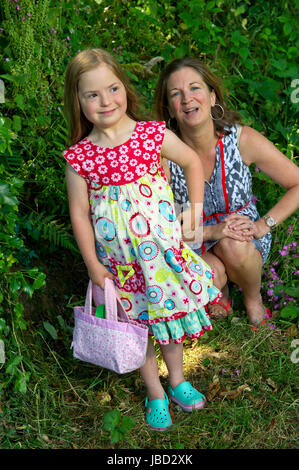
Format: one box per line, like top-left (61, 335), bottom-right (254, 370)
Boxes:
top-left (170, 91), bottom-right (180, 98)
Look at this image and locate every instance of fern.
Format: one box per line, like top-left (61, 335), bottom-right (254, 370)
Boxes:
top-left (22, 212), bottom-right (78, 253)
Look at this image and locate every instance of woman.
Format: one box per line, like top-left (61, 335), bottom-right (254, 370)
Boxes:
top-left (154, 57), bottom-right (299, 328)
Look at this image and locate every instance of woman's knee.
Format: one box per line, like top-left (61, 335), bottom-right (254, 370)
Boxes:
top-left (202, 252), bottom-right (227, 288)
top-left (215, 238), bottom-right (260, 266)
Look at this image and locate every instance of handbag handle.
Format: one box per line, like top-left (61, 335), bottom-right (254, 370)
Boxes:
top-left (84, 278), bottom-right (129, 322)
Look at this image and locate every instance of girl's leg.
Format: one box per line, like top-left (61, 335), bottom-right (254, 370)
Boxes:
top-left (213, 238), bottom-right (265, 326)
top-left (160, 341), bottom-right (185, 389)
top-left (139, 337), bottom-right (165, 401)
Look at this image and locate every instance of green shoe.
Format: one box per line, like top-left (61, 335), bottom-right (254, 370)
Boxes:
top-left (145, 392), bottom-right (172, 431)
top-left (168, 381), bottom-right (206, 412)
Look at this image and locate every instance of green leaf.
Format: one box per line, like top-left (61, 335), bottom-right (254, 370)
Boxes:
top-left (43, 321), bottom-right (58, 340)
top-left (0, 184), bottom-right (18, 206)
top-left (14, 371), bottom-right (30, 394)
top-left (32, 272), bottom-right (46, 290)
top-left (280, 305), bottom-right (299, 320)
top-left (110, 428), bottom-right (121, 444)
top-left (103, 409), bottom-right (121, 431)
top-left (285, 286), bottom-right (299, 298)
top-left (6, 355), bottom-right (23, 374)
top-left (118, 415), bottom-right (135, 434)
top-left (13, 115), bottom-right (21, 133)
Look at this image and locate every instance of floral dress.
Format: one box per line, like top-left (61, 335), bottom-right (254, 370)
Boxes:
top-left (169, 125), bottom-right (272, 264)
top-left (63, 121), bottom-right (221, 345)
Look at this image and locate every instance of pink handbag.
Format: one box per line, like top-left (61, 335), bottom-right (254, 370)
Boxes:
top-left (71, 278), bottom-right (148, 373)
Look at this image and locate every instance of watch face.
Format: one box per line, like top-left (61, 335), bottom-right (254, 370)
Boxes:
top-left (265, 216), bottom-right (275, 227)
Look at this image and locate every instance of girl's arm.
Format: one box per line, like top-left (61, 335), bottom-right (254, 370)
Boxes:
top-left (161, 129), bottom-right (204, 242)
top-left (65, 163), bottom-right (114, 289)
top-left (234, 126), bottom-right (299, 238)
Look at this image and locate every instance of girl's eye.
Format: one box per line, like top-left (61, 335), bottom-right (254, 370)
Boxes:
top-left (111, 86), bottom-right (118, 93)
top-left (191, 87), bottom-right (200, 91)
top-left (88, 93), bottom-right (97, 99)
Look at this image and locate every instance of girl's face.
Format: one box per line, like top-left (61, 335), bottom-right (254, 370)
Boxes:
top-left (166, 66), bottom-right (216, 129)
top-left (78, 63), bottom-right (128, 130)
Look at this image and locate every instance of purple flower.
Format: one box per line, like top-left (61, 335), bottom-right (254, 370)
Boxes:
top-left (27, 13), bottom-right (31, 17)
top-left (254, 167), bottom-right (260, 172)
top-left (267, 289), bottom-right (274, 297)
top-left (251, 195), bottom-right (259, 204)
top-left (16, 4), bottom-right (20, 10)
top-left (66, 36), bottom-right (70, 41)
top-left (294, 270), bottom-right (299, 275)
top-left (22, 17), bottom-right (26, 21)
top-left (5, 58), bottom-right (9, 62)
top-left (279, 250), bottom-right (288, 256)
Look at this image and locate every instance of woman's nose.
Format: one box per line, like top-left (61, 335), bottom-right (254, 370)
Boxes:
top-left (181, 90), bottom-right (192, 103)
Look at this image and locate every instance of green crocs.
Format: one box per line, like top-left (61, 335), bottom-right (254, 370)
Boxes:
top-left (168, 381), bottom-right (206, 412)
top-left (145, 392), bottom-right (172, 431)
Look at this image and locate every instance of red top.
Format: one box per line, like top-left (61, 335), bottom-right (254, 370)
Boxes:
top-left (62, 121), bottom-right (166, 190)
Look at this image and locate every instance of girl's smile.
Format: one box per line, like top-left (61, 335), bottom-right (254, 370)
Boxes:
top-left (78, 64), bottom-right (128, 131)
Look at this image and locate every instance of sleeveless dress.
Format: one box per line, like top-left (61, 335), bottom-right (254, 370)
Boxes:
top-left (169, 125), bottom-right (272, 264)
top-left (63, 121), bottom-right (221, 345)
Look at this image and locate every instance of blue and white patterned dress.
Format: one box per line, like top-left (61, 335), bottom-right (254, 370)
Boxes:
top-left (169, 125), bottom-right (272, 264)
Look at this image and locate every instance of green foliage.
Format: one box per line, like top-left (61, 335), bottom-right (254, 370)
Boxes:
top-left (0, 0), bottom-right (297, 423)
top-left (103, 408), bottom-right (135, 445)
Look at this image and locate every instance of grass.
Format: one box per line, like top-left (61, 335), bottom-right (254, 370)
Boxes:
top-left (1, 308), bottom-right (298, 449)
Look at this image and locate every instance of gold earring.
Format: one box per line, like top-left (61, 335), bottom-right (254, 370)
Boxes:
top-left (210, 103), bottom-right (224, 120)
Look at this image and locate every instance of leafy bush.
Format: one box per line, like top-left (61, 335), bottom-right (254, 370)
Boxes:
top-left (0, 0), bottom-right (298, 403)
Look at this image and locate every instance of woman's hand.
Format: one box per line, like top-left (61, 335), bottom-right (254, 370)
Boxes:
top-left (206, 214), bottom-right (255, 242)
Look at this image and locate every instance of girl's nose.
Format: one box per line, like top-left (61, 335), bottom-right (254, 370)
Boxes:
top-left (99, 92), bottom-right (111, 106)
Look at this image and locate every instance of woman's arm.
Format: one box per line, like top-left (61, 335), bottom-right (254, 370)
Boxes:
top-left (65, 163), bottom-right (114, 288)
top-left (237, 126), bottom-right (299, 238)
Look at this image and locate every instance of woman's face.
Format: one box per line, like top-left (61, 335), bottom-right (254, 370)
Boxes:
top-left (166, 66), bottom-right (216, 129)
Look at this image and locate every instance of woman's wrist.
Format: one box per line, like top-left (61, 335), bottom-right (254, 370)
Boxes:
top-left (254, 218), bottom-right (271, 239)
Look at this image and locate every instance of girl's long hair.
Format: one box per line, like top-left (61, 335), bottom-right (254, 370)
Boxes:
top-left (64, 48), bottom-right (142, 145)
top-left (153, 56), bottom-right (242, 137)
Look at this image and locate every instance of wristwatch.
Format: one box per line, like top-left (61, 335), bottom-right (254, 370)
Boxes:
top-left (262, 215), bottom-right (276, 230)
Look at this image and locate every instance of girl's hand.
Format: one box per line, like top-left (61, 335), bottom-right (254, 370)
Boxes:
top-left (88, 263), bottom-right (115, 290)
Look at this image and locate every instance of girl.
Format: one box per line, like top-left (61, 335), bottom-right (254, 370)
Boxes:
top-left (63, 49), bottom-right (221, 431)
